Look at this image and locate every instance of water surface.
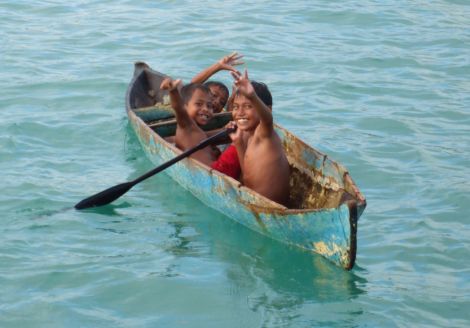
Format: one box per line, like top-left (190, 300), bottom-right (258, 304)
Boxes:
top-left (1, 1), bottom-right (469, 327)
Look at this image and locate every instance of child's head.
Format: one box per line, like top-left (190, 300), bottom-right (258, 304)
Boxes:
top-left (204, 81), bottom-right (229, 113)
top-left (181, 83), bottom-right (213, 126)
top-left (231, 81), bottom-right (273, 131)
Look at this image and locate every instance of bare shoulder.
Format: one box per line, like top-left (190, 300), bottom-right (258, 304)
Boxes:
top-left (177, 120), bottom-right (208, 143)
top-left (253, 123), bottom-right (279, 143)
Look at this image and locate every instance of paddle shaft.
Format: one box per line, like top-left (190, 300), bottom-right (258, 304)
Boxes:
top-left (132, 129), bottom-right (230, 184)
top-left (74, 128), bottom-right (233, 210)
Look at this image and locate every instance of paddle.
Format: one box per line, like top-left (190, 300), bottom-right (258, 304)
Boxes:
top-left (75, 127), bottom-right (234, 210)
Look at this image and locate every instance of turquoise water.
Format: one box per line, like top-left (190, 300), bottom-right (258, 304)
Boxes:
top-left (1, 1), bottom-right (469, 326)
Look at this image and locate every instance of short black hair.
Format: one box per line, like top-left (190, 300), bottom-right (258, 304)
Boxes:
top-left (251, 81), bottom-right (272, 107)
top-left (232, 81), bottom-right (273, 108)
top-left (180, 83), bottom-right (210, 104)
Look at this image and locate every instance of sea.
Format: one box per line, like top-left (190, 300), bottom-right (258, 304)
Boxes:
top-left (1, 1), bottom-right (469, 327)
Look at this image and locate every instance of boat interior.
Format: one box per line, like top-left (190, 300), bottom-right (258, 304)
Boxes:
top-left (127, 67), bottom-right (360, 211)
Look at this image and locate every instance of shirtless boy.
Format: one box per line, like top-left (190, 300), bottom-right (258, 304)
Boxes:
top-left (160, 78), bottom-right (216, 166)
top-left (227, 70), bottom-right (290, 206)
top-left (192, 52), bottom-right (244, 113)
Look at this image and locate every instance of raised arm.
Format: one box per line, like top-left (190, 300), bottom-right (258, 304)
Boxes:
top-left (231, 69), bottom-right (273, 134)
top-left (191, 52), bottom-right (244, 84)
top-left (160, 77), bottom-right (192, 128)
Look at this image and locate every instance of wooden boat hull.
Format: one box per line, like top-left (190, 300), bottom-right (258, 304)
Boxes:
top-left (126, 62), bottom-right (366, 270)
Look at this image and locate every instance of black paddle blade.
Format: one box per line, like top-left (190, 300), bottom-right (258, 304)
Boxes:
top-left (75, 128), bottom-right (234, 210)
top-left (74, 181), bottom-right (134, 210)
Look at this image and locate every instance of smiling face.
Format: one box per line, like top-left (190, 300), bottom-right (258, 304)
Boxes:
top-left (186, 88), bottom-right (213, 126)
top-left (208, 85), bottom-right (229, 113)
top-left (231, 94), bottom-right (260, 132)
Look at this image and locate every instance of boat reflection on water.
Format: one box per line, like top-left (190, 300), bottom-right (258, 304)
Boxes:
top-left (159, 205), bottom-right (368, 326)
top-left (165, 208), bottom-right (366, 302)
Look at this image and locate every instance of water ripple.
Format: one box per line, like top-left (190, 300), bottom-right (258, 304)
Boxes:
top-left (1, 0), bottom-right (470, 327)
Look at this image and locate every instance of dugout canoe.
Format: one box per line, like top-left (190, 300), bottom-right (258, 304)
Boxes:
top-left (125, 62), bottom-right (366, 270)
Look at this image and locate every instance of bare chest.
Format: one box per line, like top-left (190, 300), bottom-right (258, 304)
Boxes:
top-left (175, 125), bottom-right (207, 149)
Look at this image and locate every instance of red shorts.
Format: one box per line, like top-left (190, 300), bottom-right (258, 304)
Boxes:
top-left (211, 144), bottom-right (241, 180)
